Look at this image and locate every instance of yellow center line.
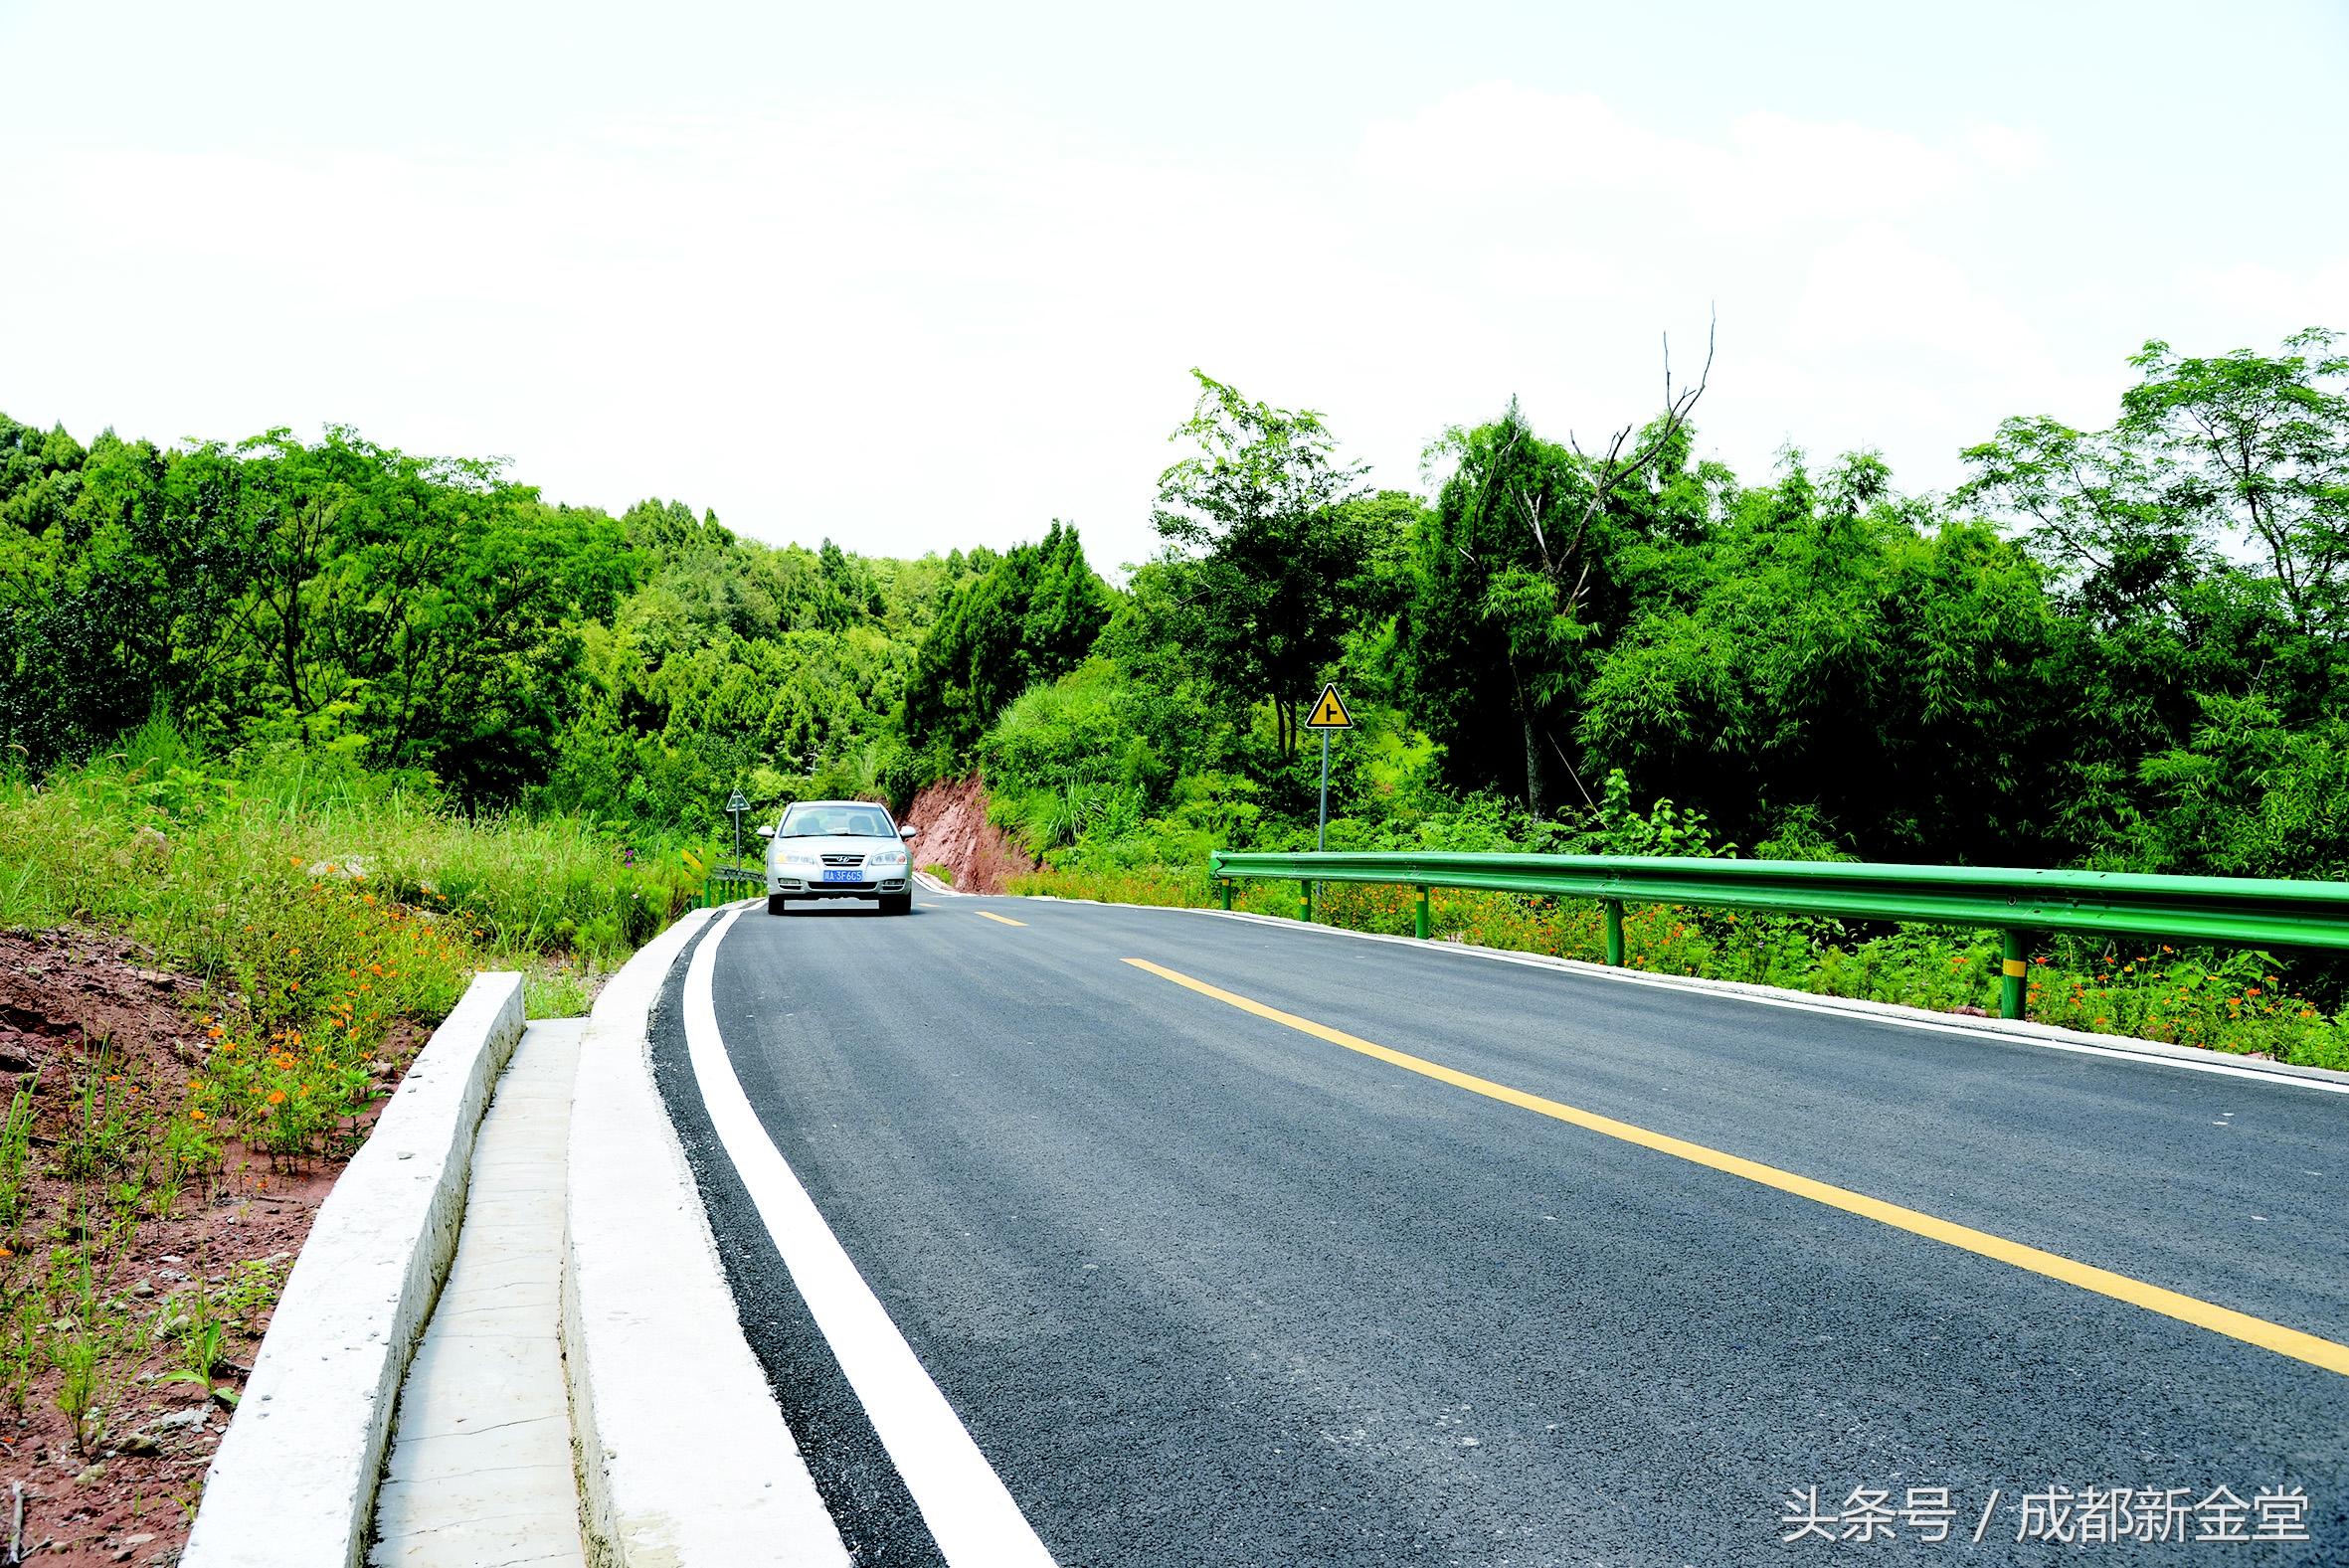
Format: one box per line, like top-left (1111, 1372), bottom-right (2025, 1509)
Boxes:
top-left (1122, 957), bottom-right (2349, 1380)
top-left (975, 910), bottom-right (1027, 927)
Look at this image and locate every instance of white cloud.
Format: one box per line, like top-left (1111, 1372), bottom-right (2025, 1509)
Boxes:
top-left (1790, 223), bottom-right (2048, 369)
top-left (2177, 259), bottom-right (2349, 340)
top-left (1355, 83), bottom-right (2027, 232)
top-left (0, 78), bottom-right (2294, 574)
top-left (1338, 85), bottom-right (2083, 499)
top-left (1961, 121), bottom-right (2051, 174)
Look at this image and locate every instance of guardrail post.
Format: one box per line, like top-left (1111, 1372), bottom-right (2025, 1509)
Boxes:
top-left (1203, 847), bottom-right (2349, 1012)
top-left (1220, 880), bottom-right (1233, 911)
top-left (2001, 929), bottom-right (2027, 1020)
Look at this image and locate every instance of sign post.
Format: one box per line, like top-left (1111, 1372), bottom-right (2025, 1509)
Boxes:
top-left (1319, 732), bottom-right (1330, 851)
top-left (725, 787), bottom-right (750, 876)
top-left (1301, 683), bottom-right (1355, 921)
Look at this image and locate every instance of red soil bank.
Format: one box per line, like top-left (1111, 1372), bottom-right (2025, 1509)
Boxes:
top-left (900, 777), bottom-right (1037, 895)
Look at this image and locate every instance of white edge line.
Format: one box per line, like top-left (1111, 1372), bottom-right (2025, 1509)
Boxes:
top-left (683, 906), bottom-right (1058, 1568)
top-left (1014, 896), bottom-right (2349, 1099)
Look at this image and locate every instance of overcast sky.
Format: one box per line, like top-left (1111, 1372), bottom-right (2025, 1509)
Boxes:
top-left (3, 0), bottom-right (2344, 574)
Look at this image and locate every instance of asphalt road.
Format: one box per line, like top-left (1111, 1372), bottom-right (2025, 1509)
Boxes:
top-left (650, 892), bottom-right (2349, 1567)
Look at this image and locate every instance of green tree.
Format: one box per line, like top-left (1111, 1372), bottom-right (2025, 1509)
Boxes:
top-left (2128, 694), bottom-right (2349, 880)
top-left (1958, 331), bottom-right (2347, 861)
top-left (0, 421), bottom-right (245, 768)
top-left (887, 521), bottom-right (1108, 765)
top-left (2117, 329), bottom-right (2349, 637)
top-left (902, 521), bottom-right (1113, 765)
top-left (1579, 452), bottom-right (2064, 860)
top-left (1150, 371), bottom-right (1395, 757)
top-left (187, 428), bottom-right (634, 796)
top-left (1403, 366), bottom-right (1716, 818)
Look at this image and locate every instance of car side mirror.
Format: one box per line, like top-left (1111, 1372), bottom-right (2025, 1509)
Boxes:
top-left (757, 825), bottom-right (775, 839)
top-left (900, 826), bottom-right (919, 840)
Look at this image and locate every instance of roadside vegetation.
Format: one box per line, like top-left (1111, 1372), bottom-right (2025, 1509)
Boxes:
top-left (4, 327), bottom-right (2347, 1094)
top-left (4, 721), bottom-right (706, 1045)
top-left (0, 721), bottom-right (703, 1544)
top-left (0, 712), bottom-right (708, 1172)
top-left (1013, 803), bottom-right (2349, 1073)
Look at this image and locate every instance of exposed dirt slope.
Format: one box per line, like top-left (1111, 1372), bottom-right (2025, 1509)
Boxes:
top-left (902, 778), bottom-right (1037, 894)
top-left (0, 929), bottom-right (382, 1563)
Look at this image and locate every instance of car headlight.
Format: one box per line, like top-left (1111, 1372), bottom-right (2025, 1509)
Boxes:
top-left (778, 850), bottom-right (819, 868)
top-left (866, 848), bottom-right (908, 868)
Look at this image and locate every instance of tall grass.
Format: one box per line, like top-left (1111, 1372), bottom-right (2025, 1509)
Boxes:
top-left (4, 713), bottom-right (699, 948)
top-left (0, 720), bottom-right (717, 1154)
top-left (0, 722), bottom-right (702, 977)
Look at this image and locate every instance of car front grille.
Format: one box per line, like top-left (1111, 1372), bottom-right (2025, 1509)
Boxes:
top-left (820, 853), bottom-right (865, 868)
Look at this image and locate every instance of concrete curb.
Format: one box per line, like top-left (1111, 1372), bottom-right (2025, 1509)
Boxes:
top-left (1017, 895), bottom-right (2349, 1095)
top-left (183, 969), bottom-right (528, 1568)
top-left (563, 905), bottom-right (848, 1566)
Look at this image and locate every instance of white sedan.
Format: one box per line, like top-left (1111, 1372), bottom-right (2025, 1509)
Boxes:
top-left (759, 800), bottom-right (918, 916)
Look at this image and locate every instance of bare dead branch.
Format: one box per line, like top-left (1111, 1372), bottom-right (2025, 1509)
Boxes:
top-left (1545, 725), bottom-right (1599, 811)
top-left (1548, 306), bottom-right (1717, 584)
top-left (1516, 485), bottom-right (1549, 569)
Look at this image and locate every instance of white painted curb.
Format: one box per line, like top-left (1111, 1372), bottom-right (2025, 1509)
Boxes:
top-left (184, 969), bottom-right (527, 1568)
top-left (563, 905), bottom-right (848, 1567)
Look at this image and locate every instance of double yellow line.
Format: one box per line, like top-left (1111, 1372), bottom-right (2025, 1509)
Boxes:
top-left (1124, 958), bottom-right (2349, 1379)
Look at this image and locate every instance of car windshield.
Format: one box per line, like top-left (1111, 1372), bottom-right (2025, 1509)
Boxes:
top-left (779, 805), bottom-right (896, 839)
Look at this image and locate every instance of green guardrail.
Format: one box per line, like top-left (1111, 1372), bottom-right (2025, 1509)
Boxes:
top-left (703, 867), bottom-right (764, 907)
top-left (1208, 850), bottom-right (2349, 1021)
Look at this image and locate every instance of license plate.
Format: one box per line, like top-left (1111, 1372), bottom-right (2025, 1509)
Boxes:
top-left (819, 868), bottom-right (864, 883)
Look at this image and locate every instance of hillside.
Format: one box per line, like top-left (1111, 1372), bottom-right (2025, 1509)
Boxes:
top-left (4, 329), bottom-right (2348, 1065)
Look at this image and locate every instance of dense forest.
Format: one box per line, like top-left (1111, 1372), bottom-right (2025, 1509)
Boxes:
top-left (4, 328), bottom-right (2345, 889)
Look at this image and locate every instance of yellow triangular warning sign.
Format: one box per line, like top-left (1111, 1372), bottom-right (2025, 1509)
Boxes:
top-left (1303, 683), bottom-right (1355, 729)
